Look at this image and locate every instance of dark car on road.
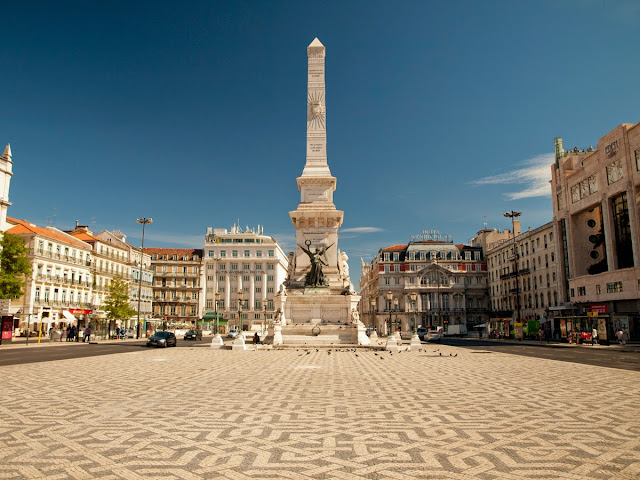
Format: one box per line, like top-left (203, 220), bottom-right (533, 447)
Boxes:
top-left (147, 331), bottom-right (177, 348)
top-left (184, 329), bottom-right (202, 341)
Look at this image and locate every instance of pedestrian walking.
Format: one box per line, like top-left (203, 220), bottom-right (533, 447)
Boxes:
top-left (253, 332), bottom-right (260, 345)
top-left (616, 329), bottom-right (625, 346)
top-left (83, 325), bottom-right (91, 343)
top-left (591, 326), bottom-right (598, 345)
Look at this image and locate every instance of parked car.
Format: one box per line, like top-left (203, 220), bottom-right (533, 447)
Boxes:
top-left (226, 329), bottom-right (239, 339)
top-left (184, 329), bottom-right (202, 341)
top-left (147, 331), bottom-right (177, 348)
top-left (417, 327), bottom-right (429, 341)
top-left (427, 327), bottom-right (444, 343)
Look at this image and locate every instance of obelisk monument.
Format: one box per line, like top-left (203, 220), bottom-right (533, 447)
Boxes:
top-left (289, 38), bottom-right (344, 288)
top-left (274, 38), bottom-right (364, 344)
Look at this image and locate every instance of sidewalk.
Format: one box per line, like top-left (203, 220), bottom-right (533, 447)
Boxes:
top-left (464, 336), bottom-right (640, 352)
top-left (0, 336), bottom-right (145, 350)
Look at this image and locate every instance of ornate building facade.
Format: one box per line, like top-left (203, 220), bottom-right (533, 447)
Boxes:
top-left (359, 231), bottom-right (488, 335)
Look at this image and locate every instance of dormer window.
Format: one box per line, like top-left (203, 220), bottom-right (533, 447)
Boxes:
top-left (173, 255), bottom-right (178, 260)
top-left (162, 254), bottom-right (168, 260)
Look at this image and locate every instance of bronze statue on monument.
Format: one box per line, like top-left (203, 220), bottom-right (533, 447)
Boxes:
top-left (298, 240), bottom-right (334, 286)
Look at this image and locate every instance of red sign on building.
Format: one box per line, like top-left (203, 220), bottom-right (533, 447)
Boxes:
top-left (590, 304), bottom-right (608, 314)
top-left (69, 309), bottom-right (93, 315)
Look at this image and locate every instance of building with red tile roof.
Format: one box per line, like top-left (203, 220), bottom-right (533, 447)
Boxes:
top-left (360, 230), bottom-right (488, 335)
top-left (6, 217), bottom-right (93, 333)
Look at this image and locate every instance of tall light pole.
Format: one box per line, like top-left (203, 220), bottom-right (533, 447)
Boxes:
top-left (386, 290), bottom-right (393, 336)
top-left (215, 291), bottom-right (221, 335)
top-left (504, 211), bottom-right (522, 329)
top-left (410, 290), bottom-right (420, 347)
top-left (136, 217), bottom-right (152, 339)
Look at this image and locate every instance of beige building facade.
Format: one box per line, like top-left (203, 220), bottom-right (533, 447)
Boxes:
top-left (147, 248), bottom-right (203, 328)
top-left (482, 221), bottom-right (560, 337)
top-left (551, 122), bottom-right (640, 342)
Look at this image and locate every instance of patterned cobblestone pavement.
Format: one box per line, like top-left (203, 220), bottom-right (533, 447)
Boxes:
top-left (1, 344), bottom-right (639, 479)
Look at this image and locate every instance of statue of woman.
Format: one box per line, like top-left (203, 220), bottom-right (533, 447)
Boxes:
top-left (299, 241), bottom-right (334, 286)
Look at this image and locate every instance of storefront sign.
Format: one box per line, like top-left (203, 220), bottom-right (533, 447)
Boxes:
top-left (590, 304), bottom-right (608, 314)
top-left (69, 309), bottom-right (93, 315)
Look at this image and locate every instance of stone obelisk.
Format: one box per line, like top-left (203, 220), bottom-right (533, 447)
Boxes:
top-left (273, 38), bottom-right (363, 344)
top-left (289, 38), bottom-right (344, 288)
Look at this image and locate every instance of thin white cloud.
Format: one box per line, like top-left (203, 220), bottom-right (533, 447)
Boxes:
top-left (469, 153), bottom-right (554, 200)
top-left (340, 227), bottom-right (384, 234)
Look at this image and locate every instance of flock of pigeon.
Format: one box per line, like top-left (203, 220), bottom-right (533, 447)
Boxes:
top-left (295, 348), bottom-right (458, 358)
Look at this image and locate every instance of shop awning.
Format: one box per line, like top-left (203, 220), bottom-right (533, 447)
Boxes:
top-left (472, 323), bottom-right (487, 328)
top-left (202, 312), bottom-right (224, 320)
top-left (62, 310), bottom-right (77, 322)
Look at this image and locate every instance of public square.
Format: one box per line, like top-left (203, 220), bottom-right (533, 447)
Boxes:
top-left (1, 343), bottom-right (639, 479)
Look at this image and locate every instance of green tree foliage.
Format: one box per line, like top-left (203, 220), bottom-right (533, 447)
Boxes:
top-left (0, 233), bottom-right (32, 298)
top-left (104, 274), bottom-right (136, 321)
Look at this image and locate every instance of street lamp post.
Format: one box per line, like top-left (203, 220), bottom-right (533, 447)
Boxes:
top-left (263, 302), bottom-right (267, 336)
top-left (215, 291), bottom-right (221, 335)
top-left (233, 289), bottom-right (246, 350)
top-left (393, 297), bottom-right (399, 333)
top-left (386, 290), bottom-right (393, 336)
top-left (135, 217), bottom-right (152, 339)
top-left (410, 291), bottom-right (420, 347)
top-left (504, 211), bottom-right (522, 329)
top-left (370, 298), bottom-right (376, 332)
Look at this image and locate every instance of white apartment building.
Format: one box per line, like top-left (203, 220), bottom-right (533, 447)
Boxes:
top-left (7, 217), bottom-right (93, 333)
top-left (202, 225), bottom-right (289, 333)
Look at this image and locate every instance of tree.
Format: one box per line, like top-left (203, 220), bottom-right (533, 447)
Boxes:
top-left (0, 233), bottom-right (32, 299)
top-left (104, 274), bottom-right (136, 321)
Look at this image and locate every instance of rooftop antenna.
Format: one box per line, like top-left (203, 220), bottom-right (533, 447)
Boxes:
top-left (482, 215), bottom-right (487, 229)
top-left (53, 207), bottom-right (57, 226)
top-left (91, 217), bottom-right (97, 231)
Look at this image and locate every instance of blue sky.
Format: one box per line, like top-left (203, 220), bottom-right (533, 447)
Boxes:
top-left (2, 0), bottom-right (639, 289)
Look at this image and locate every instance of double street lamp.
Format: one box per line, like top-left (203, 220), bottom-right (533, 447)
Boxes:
top-left (237, 289), bottom-right (244, 334)
top-left (386, 290), bottom-right (393, 335)
top-left (504, 211), bottom-right (522, 325)
top-left (136, 217), bottom-right (152, 339)
top-left (214, 291), bottom-right (221, 335)
top-left (410, 290), bottom-right (421, 347)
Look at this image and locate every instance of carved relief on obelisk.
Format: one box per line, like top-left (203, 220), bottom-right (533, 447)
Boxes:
top-left (289, 38), bottom-right (344, 286)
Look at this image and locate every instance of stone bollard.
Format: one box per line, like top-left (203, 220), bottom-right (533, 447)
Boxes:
top-left (385, 335), bottom-right (399, 352)
top-left (210, 334), bottom-right (224, 349)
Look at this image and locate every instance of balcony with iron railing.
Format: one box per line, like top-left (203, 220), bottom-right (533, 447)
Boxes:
top-left (34, 274), bottom-right (92, 288)
top-left (151, 271), bottom-right (200, 278)
top-left (31, 249), bottom-right (92, 266)
top-left (153, 297), bottom-right (198, 304)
